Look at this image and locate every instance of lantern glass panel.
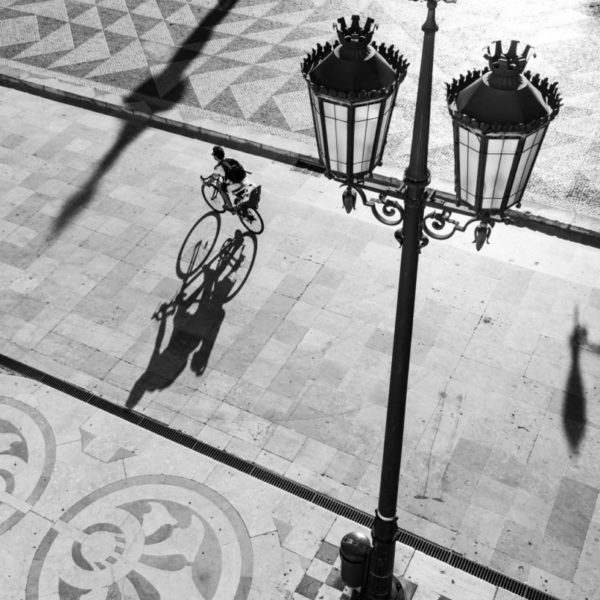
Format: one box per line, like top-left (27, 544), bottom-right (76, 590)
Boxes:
top-left (481, 137), bottom-right (519, 211)
top-left (323, 101), bottom-right (348, 174)
top-left (353, 102), bottom-right (382, 173)
top-left (457, 126), bottom-right (481, 207)
top-left (310, 91), bottom-right (325, 162)
top-left (508, 127), bottom-right (547, 206)
top-left (375, 93), bottom-right (396, 164)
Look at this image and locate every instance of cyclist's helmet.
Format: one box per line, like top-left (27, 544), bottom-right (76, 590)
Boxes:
top-left (212, 146), bottom-right (225, 160)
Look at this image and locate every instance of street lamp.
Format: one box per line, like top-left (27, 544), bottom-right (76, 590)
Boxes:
top-left (301, 2), bottom-right (560, 600)
top-left (302, 15), bottom-right (408, 191)
top-left (448, 39), bottom-right (561, 216)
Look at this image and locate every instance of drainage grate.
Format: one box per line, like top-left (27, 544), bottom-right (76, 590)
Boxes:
top-left (0, 353), bottom-right (560, 600)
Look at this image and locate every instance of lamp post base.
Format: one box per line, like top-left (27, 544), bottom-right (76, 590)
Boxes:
top-left (388, 577), bottom-right (406, 600)
top-left (356, 577), bottom-right (405, 600)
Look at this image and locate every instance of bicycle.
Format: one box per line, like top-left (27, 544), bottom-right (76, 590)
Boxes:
top-left (200, 173), bottom-right (264, 234)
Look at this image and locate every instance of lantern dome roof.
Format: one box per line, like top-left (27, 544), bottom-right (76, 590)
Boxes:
top-left (447, 41), bottom-right (561, 130)
top-left (301, 15), bottom-right (408, 99)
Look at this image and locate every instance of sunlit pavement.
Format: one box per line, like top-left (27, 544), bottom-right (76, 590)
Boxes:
top-left (1, 82), bottom-right (600, 600)
top-left (1, 2), bottom-right (600, 600)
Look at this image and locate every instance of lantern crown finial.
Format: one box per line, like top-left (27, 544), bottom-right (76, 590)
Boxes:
top-left (484, 40), bottom-right (535, 90)
top-left (335, 15), bottom-right (376, 60)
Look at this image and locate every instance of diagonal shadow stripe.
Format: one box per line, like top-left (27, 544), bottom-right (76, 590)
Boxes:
top-left (51, 0), bottom-right (240, 237)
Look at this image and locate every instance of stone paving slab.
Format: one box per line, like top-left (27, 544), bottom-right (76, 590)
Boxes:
top-left (1, 85), bottom-right (600, 599)
top-left (0, 372), bottom-right (509, 600)
top-left (0, 0), bottom-right (599, 231)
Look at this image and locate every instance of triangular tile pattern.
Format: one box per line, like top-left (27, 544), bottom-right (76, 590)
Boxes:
top-left (71, 6), bottom-right (104, 30)
top-left (0, 14), bottom-right (39, 47)
top-left (12, 0), bottom-right (69, 22)
top-left (230, 73), bottom-right (289, 118)
top-left (166, 4), bottom-right (197, 26)
top-left (98, 0), bottom-right (130, 12)
top-left (141, 18), bottom-right (174, 45)
top-left (50, 31), bottom-right (110, 67)
top-left (272, 89), bottom-right (312, 131)
top-left (1, 0), bottom-right (597, 218)
top-left (87, 38), bottom-right (147, 77)
top-left (0, 0), bottom-right (341, 137)
top-left (188, 64), bottom-right (248, 107)
top-left (14, 22), bottom-right (73, 58)
top-left (106, 13), bottom-right (138, 37)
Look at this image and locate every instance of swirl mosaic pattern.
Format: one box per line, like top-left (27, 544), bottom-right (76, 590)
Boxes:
top-left (26, 475), bottom-right (253, 600)
top-left (0, 396), bottom-right (56, 535)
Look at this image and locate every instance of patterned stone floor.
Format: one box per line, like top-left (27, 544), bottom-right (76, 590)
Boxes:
top-left (0, 0), bottom-right (599, 222)
top-left (1, 85), bottom-right (600, 599)
top-left (1, 373), bottom-right (501, 600)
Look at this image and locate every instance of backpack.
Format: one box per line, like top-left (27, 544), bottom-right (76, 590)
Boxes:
top-left (220, 158), bottom-right (246, 183)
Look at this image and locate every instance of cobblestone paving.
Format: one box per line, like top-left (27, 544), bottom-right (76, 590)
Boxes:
top-left (0, 0), bottom-right (599, 220)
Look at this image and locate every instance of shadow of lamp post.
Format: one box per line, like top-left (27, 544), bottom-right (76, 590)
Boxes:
top-left (301, 3), bottom-right (561, 599)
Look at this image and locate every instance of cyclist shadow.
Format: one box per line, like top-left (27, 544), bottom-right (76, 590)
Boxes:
top-left (50, 0), bottom-right (240, 237)
top-left (126, 227), bottom-right (256, 409)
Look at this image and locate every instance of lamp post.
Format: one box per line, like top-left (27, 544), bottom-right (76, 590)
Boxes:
top-left (301, 2), bottom-right (560, 600)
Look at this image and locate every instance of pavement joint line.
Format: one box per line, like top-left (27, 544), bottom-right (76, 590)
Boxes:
top-left (0, 352), bottom-right (559, 600)
top-left (1, 72), bottom-right (599, 251)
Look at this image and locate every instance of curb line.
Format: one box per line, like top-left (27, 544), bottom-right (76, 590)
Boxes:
top-left (2, 71), bottom-right (599, 249)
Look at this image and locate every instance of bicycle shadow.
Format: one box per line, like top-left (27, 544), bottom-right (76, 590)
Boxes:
top-left (51, 0), bottom-right (240, 237)
top-left (126, 227), bottom-right (256, 409)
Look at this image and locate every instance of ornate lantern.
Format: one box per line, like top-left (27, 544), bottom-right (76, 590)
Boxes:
top-left (447, 41), bottom-right (561, 215)
top-left (301, 15), bottom-right (408, 185)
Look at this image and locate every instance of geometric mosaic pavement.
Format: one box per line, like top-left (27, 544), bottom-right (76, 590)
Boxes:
top-left (1, 0), bottom-right (599, 218)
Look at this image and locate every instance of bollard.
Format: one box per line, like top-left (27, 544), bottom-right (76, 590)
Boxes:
top-left (339, 531), bottom-right (372, 588)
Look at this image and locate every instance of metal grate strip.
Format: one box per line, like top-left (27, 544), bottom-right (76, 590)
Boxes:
top-left (0, 353), bottom-right (560, 600)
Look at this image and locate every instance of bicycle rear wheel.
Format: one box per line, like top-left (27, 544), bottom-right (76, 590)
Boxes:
top-left (237, 205), bottom-right (264, 234)
top-left (202, 182), bottom-right (226, 213)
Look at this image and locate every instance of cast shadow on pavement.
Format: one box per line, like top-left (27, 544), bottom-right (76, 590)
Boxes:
top-left (562, 308), bottom-right (600, 454)
top-left (126, 227), bottom-right (257, 410)
top-left (51, 0), bottom-right (240, 237)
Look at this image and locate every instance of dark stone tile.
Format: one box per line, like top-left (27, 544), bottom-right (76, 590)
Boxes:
top-left (0, 241), bottom-right (33, 269)
top-left (10, 296), bottom-right (46, 322)
top-left (275, 274), bottom-right (309, 299)
top-left (366, 327), bottom-right (393, 354)
top-left (441, 461), bottom-right (481, 502)
top-left (496, 520), bottom-right (543, 564)
top-left (325, 566), bottom-right (345, 591)
top-left (489, 548), bottom-right (531, 582)
top-left (483, 450), bottom-right (526, 488)
top-left (533, 534), bottom-right (580, 580)
top-left (545, 477), bottom-right (598, 550)
top-left (272, 319), bottom-right (308, 346)
top-left (296, 574), bottom-right (321, 600)
top-left (315, 540), bottom-right (339, 565)
top-left (1, 134), bottom-right (26, 149)
top-left (260, 292), bottom-right (296, 318)
top-left (450, 437), bottom-right (491, 473)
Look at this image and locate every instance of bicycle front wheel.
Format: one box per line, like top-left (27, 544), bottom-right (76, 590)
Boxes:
top-left (238, 206), bottom-right (264, 234)
top-left (202, 182), bottom-right (226, 213)
top-left (176, 213), bottom-right (220, 279)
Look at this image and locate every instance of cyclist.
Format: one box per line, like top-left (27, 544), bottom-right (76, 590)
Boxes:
top-left (211, 146), bottom-right (247, 210)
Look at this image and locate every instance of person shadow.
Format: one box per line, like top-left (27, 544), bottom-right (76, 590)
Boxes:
top-left (51, 0), bottom-right (240, 237)
top-left (126, 229), bottom-right (251, 409)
